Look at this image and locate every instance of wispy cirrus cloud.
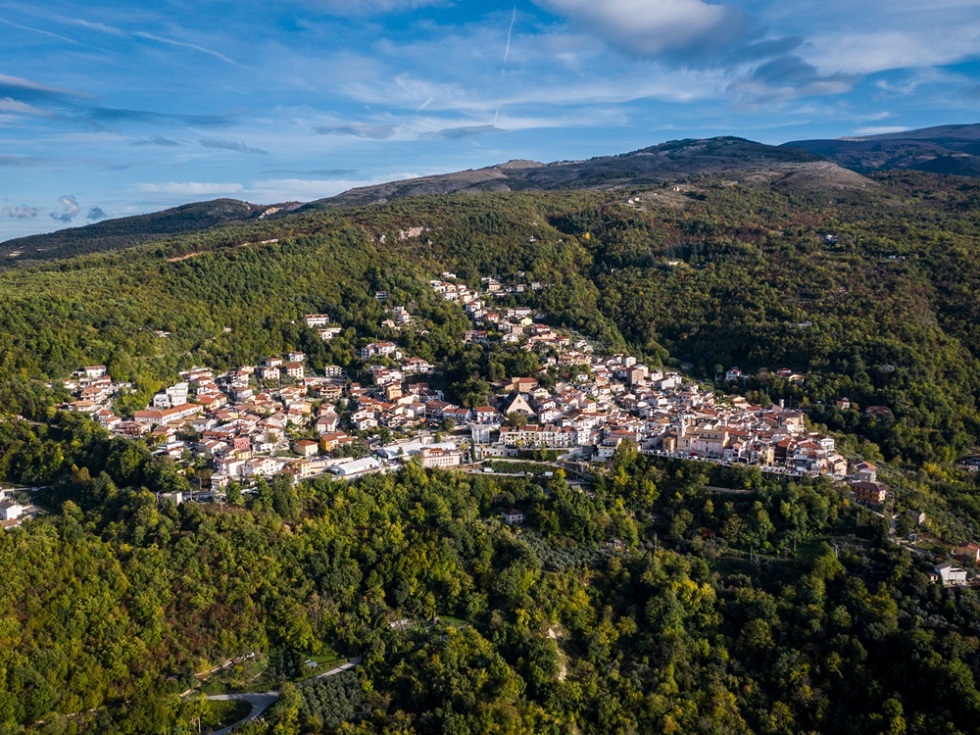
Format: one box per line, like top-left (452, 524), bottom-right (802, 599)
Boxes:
top-left (48, 15), bottom-right (240, 65)
top-left (0, 71), bottom-right (233, 130)
top-left (316, 122), bottom-right (397, 139)
top-left (0, 97), bottom-right (53, 117)
top-left (299, 0), bottom-right (446, 15)
top-left (262, 168), bottom-right (357, 177)
top-left (200, 138), bottom-right (268, 154)
top-left (853, 125), bottom-right (910, 136)
top-left (134, 135), bottom-right (181, 146)
top-left (0, 17), bottom-right (84, 45)
top-left (0, 73), bottom-right (84, 102)
top-left (0, 155), bottom-right (45, 167)
top-left (57, 16), bottom-right (127, 37)
top-left (135, 182), bottom-right (245, 195)
top-left (343, 69), bottom-right (721, 114)
top-left (89, 107), bottom-right (231, 127)
top-left (430, 124), bottom-right (502, 139)
top-left (132, 31), bottom-right (239, 66)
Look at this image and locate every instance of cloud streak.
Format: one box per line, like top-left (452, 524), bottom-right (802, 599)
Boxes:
top-left (301, 0), bottom-right (445, 15)
top-left (0, 155), bottom-right (45, 167)
top-left (316, 122), bottom-right (396, 139)
top-left (0, 98), bottom-right (53, 117)
top-left (134, 136), bottom-right (181, 146)
top-left (135, 182), bottom-right (245, 195)
top-left (503, 6), bottom-right (517, 63)
top-left (430, 124), bottom-right (502, 139)
top-left (200, 138), bottom-right (269, 154)
top-left (89, 107), bottom-right (231, 127)
top-left (133, 31), bottom-right (239, 66)
top-left (0, 73), bottom-right (84, 102)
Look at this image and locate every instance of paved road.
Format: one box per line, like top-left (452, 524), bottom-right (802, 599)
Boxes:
top-left (314, 658), bottom-right (360, 680)
top-left (206, 658), bottom-right (361, 734)
top-left (208, 692), bottom-right (279, 735)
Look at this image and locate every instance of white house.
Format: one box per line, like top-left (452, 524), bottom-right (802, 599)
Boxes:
top-left (0, 501), bottom-right (24, 521)
top-left (934, 563), bottom-right (968, 587)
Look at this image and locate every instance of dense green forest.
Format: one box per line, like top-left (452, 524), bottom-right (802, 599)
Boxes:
top-left (1, 412), bottom-right (980, 734)
top-left (1, 171), bottom-right (980, 733)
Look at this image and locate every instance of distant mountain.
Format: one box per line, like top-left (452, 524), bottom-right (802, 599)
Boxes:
top-left (0, 198), bottom-right (299, 264)
top-left (783, 123), bottom-right (980, 176)
top-left (305, 136), bottom-right (869, 210)
top-left (0, 136), bottom-right (873, 260)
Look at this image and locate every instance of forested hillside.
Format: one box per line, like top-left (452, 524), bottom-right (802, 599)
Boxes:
top-left (0, 169), bottom-right (979, 734)
top-left (0, 173), bottom-right (976, 464)
top-left (0, 199), bottom-right (283, 264)
top-left (1, 413), bottom-right (979, 734)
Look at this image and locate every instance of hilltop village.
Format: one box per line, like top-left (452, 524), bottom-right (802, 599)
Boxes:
top-left (56, 272), bottom-right (883, 500)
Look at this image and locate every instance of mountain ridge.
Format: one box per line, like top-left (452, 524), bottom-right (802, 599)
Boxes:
top-left (0, 198), bottom-right (304, 263)
top-left (784, 122), bottom-right (980, 175)
top-left (5, 124), bottom-right (978, 259)
top-left (0, 136), bottom-right (864, 259)
top-left (299, 136), bottom-right (849, 210)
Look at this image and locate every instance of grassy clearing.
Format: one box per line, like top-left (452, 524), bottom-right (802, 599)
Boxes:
top-left (199, 698), bottom-right (252, 732)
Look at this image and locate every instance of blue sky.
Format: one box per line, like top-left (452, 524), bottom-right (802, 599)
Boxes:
top-left (2, 0), bottom-right (980, 240)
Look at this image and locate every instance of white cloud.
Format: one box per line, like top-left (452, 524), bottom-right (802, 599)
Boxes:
top-left (199, 138), bottom-right (268, 154)
top-left (0, 97), bottom-right (53, 117)
top-left (51, 194), bottom-right (80, 222)
top-left (316, 122), bottom-right (396, 139)
top-left (0, 72), bottom-right (81, 96)
top-left (534, 0), bottom-right (739, 55)
top-left (343, 68), bottom-right (723, 115)
top-left (2, 205), bottom-right (40, 219)
top-left (133, 31), bottom-right (240, 66)
top-left (135, 182), bottom-right (244, 195)
top-left (852, 125), bottom-right (910, 136)
top-left (805, 29), bottom-right (980, 75)
top-left (58, 16), bottom-right (127, 36)
top-left (298, 0), bottom-right (445, 14)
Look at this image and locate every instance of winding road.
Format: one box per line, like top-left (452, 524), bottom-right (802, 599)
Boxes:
top-left (208, 692), bottom-right (279, 735)
top-left (206, 658), bottom-right (361, 735)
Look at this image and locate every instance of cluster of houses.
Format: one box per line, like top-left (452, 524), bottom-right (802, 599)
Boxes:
top-left (431, 276), bottom-right (856, 480)
top-left (60, 343), bottom-right (467, 488)
top-left (304, 313), bottom-right (343, 342)
top-left (59, 365), bottom-right (134, 427)
top-left (56, 274), bottom-right (884, 498)
top-left (429, 271), bottom-right (546, 309)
